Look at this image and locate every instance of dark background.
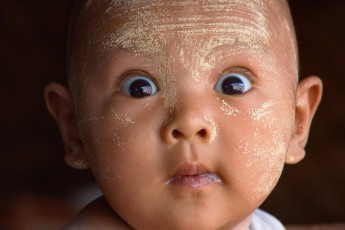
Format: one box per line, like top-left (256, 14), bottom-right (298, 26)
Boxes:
top-left (1, 0), bottom-right (344, 228)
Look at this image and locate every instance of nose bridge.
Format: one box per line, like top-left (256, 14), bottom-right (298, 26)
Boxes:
top-left (174, 76), bottom-right (207, 119)
top-left (161, 81), bottom-right (216, 143)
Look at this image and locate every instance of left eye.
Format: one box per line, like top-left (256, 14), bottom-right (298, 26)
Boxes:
top-left (214, 73), bottom-right (252, 95)
top-left (122, 76), bottom-right (158, 98)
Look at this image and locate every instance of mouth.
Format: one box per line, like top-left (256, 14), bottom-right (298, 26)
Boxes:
top-left (166, 162), bottom-right (222, 188)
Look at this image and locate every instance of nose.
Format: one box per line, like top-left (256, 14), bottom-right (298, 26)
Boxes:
top-left (161, 101), bottom-right (216, 144)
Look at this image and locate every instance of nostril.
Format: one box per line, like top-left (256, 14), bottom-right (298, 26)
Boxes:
top-left (197, 129), bottom-right (207, 138)
top-left (171, 129), bottom-right (208, 139)
top-left (172, 130), bottom-right (181, 138)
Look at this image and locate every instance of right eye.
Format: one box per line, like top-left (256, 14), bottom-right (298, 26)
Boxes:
top-left (121, 75), bottom-right (158, 98)
top-left (214, 72), bottom-right (252, 95)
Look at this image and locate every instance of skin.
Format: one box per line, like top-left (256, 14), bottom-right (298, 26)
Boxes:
top-left (45, 0), bottom-right (322, 229)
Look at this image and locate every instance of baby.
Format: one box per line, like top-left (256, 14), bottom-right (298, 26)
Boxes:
top-left (44, 0), bottom-right (322, 229)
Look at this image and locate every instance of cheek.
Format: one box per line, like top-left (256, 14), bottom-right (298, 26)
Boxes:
top-left (244, 102), bottom-right (293, 198)
top-left (78, 110), bottom-right (167, 219)
top-left (78, 111), bottom-right (141, 182)
top-left (78, 108), bottom-right (164, 191)
top-left (219, 100), bottom-right (294, 200)
top-left (237, 131), bottom-right (287, 200)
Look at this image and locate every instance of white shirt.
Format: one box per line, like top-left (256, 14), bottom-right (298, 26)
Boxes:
top-left (249, 209), bottom-right (285, 230)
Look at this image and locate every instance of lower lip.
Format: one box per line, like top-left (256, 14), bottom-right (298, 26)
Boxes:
top-left (166, 173), bottom-right (222, 188)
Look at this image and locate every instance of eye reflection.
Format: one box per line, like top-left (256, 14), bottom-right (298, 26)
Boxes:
top-left (214, 73), bottom-right (252, 95)
top-left (122, 76), bottom-right (158, 98)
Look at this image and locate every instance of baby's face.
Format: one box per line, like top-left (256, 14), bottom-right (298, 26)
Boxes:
top-left (72, 0), bottom-right (297, 229)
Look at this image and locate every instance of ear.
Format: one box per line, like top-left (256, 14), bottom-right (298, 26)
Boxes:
top-left (285, 76), bottom-right (323, 164)
top-left (44, 82), bottom-right (89, 170)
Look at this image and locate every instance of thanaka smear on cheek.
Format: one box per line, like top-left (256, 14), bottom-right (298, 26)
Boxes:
top-left (217, 98), bottom-right (240, 117)
top-left (238, 135), bottom-right (286, 199)
top-left (78, 111), bottom-right (135, 128)
top-left (78, 110), bottom-right (135, 152)
top-left (248, 100), bottom-right (274, 124)
top-left (247, 100), bottom-right (294, 131)
top-left (237, 99), bottom-right (296, 199)
top-left (252, 141), bottom-right (286, 198)
top-left (77, 110), bottom-right (137, 184)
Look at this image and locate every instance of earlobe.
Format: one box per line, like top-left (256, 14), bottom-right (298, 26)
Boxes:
top-left (285, 76), bottom-right (323, 164)
top-left (44, 83), bottom-right (89, 170)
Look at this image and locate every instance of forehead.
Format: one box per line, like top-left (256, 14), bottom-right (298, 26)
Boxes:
top-left (78, 0), bottom-right (282, 52)
top-left (83, 0), bottom-right (271, 28)
top-left (71, 0), bottom-right (296, 85)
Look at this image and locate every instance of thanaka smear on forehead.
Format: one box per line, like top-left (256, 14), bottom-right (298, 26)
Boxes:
top-left (84, 0), bottom-right (272, 60)
top-left (75, 0), bottom-right (277, 107)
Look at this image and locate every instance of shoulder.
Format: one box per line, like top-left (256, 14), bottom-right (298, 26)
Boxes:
top-left (250, 209), bottom-right (286, 230)
top-left (61, 196), bottom-right (133, 230)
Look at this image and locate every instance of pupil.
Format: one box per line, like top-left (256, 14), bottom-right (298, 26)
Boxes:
top-left (129, 79), bottom-right (152, 97)
top-left (222, 77), bottom-right (245, 95)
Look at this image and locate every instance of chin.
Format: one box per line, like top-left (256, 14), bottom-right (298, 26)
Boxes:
top-left (156, 211), bottom-right (234, 230)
